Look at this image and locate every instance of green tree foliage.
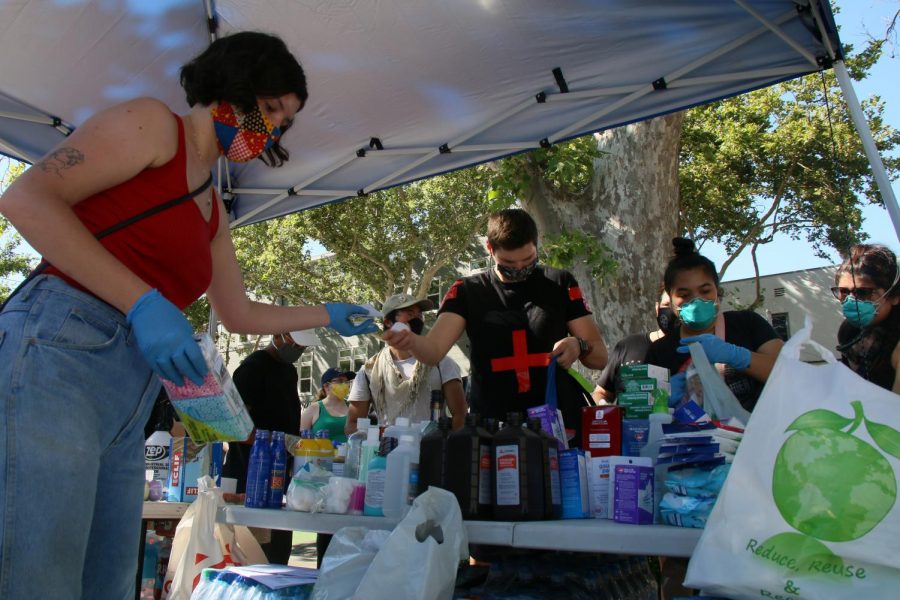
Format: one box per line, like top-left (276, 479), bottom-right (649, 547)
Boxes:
top-left (680, 39), bottom-right (899, 292)
top-left (0, 159), bottom-right (34, 302)
top-left (231, 166), bottom-right (503, 308)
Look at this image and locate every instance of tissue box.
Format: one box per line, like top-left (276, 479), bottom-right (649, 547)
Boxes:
top-left (617, 392), bottom-right (654, 418)
top-left (619, 364), bottom-right (669, 382)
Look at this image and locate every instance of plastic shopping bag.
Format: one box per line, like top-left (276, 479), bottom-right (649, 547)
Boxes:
top-left (684, 318), bottom-right (900, 599)
top-left (355, 487), bottom-right (468, 600)
top-left (162, 476), bottom-right (267, 600)
top-left (687, 340), bottom-right (752, 425)
top-left (311, 527), bottom-right (392, 600)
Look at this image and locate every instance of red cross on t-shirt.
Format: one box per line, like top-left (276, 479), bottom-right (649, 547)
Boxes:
top-left (490, 329), bottom-right (551, 393)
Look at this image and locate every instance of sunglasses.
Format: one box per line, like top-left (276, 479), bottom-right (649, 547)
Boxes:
top-left (830, 286), bottom-right (878, 301)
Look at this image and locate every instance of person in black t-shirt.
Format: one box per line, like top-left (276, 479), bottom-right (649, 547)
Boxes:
top-left (222, 331), bottom-right (306, 564)
top-left (833, 244), bottom-right (900, 393)
top-left (383, 209), bottom-right (608, 443)
top-left (645, 238), bottom-right (783, 413)
top-left (593, 291), bottom-right (675, 403)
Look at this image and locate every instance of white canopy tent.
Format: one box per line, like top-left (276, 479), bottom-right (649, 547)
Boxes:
top-left (0, 0), bottom-right (896, 239)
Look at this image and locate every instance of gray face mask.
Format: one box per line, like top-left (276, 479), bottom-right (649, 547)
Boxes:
top-left (276, 335), bottom-right (304, 363)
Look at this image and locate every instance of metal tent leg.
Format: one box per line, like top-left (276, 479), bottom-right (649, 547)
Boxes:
top-left (833, 60), bottom-right (900, 243)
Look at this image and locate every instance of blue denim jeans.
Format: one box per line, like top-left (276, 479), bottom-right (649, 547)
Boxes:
top-left (0, 275), bottom-right (160, 599)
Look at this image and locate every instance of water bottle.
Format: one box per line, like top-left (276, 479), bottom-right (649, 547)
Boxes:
top-left (268, 431), bottom-right (287, 509)
top-left (382, 434), bottom-right (420, 519)
top-left (244, 429), bottom-right (271, 508)
top-left (363, 438), bottom-right (391, 516)
top-left (344, 418), bottom-right (371, 480)
top-left (357, 426), bottom-right (381, 483)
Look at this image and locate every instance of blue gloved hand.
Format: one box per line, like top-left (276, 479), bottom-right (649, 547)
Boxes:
top-left (677, 333), bottom-right (752, 370)
top-left (668, 372), bottom-right (687, 407)
top-left (325, 303), bottom-right (379, 336)
top-left (126, 289), bottom-right (208, 385)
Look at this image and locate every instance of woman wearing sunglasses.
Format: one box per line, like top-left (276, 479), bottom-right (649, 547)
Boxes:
top-left (833, 244), bottom-right (900, 393)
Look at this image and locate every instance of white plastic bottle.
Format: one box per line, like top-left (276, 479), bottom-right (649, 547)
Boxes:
top-left (344, 418), bottom-right (371, 480)
top-left (382, 434), bottom-right (421, 519)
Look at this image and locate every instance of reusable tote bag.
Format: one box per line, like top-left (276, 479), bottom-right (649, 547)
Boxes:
top-left (684, 319), bottom-right (900, 599)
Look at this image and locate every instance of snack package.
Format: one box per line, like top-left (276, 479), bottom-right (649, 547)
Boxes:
top-left (160, 333), bottom-right (254, 444)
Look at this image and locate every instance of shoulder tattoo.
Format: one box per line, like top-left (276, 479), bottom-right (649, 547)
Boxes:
top-left (37, 147), bottom-right (84, 178)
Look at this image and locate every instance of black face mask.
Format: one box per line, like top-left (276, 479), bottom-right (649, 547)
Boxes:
top-left (408, 318), bottom-right (425, 335)
top-left (657, 307), bottom-right (677, 332)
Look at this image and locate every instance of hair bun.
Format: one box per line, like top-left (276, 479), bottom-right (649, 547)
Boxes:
top-left (672, 237), bottom-right (696, 257)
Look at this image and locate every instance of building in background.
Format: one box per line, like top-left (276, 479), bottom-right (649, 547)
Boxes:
top-left (721, 265), bottom-right (840, 363)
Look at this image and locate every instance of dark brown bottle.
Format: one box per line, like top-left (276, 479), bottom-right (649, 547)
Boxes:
top-left (446, 414), bottom-right (493, 519)
top-left (527, 418), bottom-right (562, 519)
top-left (521, 418), bottom-right (546, 520)
top-left (418, 417), bottom-right (452, 491)
top-left (492, 412), bottom-right (540, 521)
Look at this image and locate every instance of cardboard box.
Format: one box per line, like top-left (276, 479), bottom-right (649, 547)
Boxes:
top-left (167, 437), bottom-right (223, 502)
top-left (622, 378), bottom-right (657, 393)
top-left (613, 464), bottom-right (655, 525)
top-left (617, 391), bottom-right (653, 418)
top-left (581, 405), bottom-right (622, 457)
top-left (586, 455), bottom-right (612, 519)
top-left (619, 363), bottom-right (669, 382)
top-left (526, 404), bottom-right (568, 450)
top-left (622, 419), bottom-right (650, 457)
top-left (606, 456), bottom-right (652, 517)
top-left (559, 449), bottom-right (590, 519)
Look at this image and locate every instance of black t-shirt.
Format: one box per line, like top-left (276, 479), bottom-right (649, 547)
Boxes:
top-left (645, 310), bottom-right (778, 413)
top-left (222, 349), bottom-right (300, 492)
top-left (596, 333), bottom-right (653, 400)
top-left (838, 308), bottom-right (900, 391)
top-left (439, 265), bottom-right (592, 432)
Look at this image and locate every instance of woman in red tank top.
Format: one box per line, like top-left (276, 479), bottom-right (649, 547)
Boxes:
top-left (0, 32), bottom-right (378, 599)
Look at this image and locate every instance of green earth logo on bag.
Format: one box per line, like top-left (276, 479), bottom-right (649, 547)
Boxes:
top-left (748, 400), bottom-right (899, 582)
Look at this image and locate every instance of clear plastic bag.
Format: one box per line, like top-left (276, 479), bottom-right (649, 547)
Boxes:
top-left (686, 342), bottom-right (751, 425)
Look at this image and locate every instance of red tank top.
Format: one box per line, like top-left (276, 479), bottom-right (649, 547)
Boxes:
top-left (44, 114), bottom-right (219, 310)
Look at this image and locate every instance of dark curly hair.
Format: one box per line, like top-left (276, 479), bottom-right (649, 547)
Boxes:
top-left (180, 31), bottom-right (308, 167)
top-left (487, 209), bottom-right (539, 250)
top-left (663, 237), bottom-right (720, 293)
top-left (836, 244), bottom-right (899, 297)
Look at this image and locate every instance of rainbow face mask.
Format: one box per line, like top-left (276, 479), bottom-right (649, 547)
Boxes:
top-left (211, 101), bottom-right (281, 162)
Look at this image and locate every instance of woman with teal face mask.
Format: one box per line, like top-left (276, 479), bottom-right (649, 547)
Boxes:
top-left (834, 244), bottom-right (900, 393)
top-left (645, 238), bottom-right (785, 413)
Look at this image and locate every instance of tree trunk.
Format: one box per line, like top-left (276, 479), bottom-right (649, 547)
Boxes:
top-left (523, 113), bottom-right (684, 361)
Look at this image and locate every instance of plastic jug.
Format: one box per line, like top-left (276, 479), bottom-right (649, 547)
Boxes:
top-left (144, 430), bottom-right (172, 499)
top-left (419, 416), bottom-right (452, 492)
top-left (244, 429), bottom-right (271, 508)
top-left (382, 434), bottom-right (420, 519)
top-left (527, 418), bottom-right (561, 518)
top-left (492, 412), bottom-right (536, 521)
top-left (383, 416), bottom-right (419, 447)
top-left (446, 414), bottom-right (493, 519)
top-left (344, 418), bottom-right (371, 480)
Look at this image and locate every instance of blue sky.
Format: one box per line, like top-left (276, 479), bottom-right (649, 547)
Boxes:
top-left (706, 0), bottom-right (900, 282)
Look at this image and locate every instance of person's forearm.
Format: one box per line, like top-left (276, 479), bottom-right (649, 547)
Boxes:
top-left (743, 350), bottom-right (777, 382)
top-left (213, 299), bottom-right (331, 336)
top-left (408, 334), bottom-right (450, 366)
top-left (580, 338), bottom-right (608, 370)
top-left (1, 192), bottom-right (150, 313)
top-left (345, 402), bottom-right (368, 434)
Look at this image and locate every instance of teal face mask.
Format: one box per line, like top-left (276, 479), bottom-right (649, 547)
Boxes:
top-left (842, 296), bottom-right (878, 328)
top-left (678, 298), bottom-right (718, 330)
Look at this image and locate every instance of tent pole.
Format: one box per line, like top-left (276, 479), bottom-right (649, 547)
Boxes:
top-left (833, 60), bottom-right (900, 243)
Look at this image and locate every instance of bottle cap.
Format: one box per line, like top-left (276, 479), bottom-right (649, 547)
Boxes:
top-left (366, 427), bottom-right (380, 443)
top-left (395, 417), bottom-right (410, 427)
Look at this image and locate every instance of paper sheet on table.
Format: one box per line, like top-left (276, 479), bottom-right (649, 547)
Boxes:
top-left (228, 564), bottom-right (318, 589)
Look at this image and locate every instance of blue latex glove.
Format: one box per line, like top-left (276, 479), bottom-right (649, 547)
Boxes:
top-left (325, 303), bottom-right (379, 336)
top-left (677, 333), bottom-right (752, 370)
top-left (126, 289), bottom-right (208, 385)
top-left (668, 372), bottom-right (687, 407)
